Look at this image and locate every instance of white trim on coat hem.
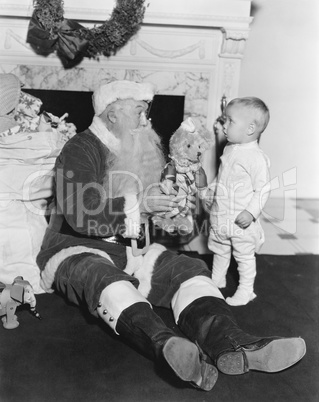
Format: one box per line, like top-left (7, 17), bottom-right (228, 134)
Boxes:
top-left (40, 246), bottom-right (114, 292)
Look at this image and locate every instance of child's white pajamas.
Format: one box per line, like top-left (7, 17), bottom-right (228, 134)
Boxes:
top-left (207, 140), bottom-right (271, 306)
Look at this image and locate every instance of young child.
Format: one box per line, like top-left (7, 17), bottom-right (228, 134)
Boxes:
top-left (207, 97), bottom-right (271, 306)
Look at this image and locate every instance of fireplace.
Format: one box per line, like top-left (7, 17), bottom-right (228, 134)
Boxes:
top-left (0, 0), bottom-right (253, 182)
top-left (0, 0), bottom-right (253, 250)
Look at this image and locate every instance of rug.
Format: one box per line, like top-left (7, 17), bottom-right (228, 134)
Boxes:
top-left (0, 254), bottom-right (318, 402)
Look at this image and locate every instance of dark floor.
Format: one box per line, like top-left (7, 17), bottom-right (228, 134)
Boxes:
top-left (0, 254), bottom-right (318, 402)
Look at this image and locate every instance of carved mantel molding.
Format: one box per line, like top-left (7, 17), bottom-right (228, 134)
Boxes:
top-left (0, 0), bottom-right (253, 63)
top-left (220, 28), bottom-right (251, 59)
top-left (0, 0), bottom-right (252, 182)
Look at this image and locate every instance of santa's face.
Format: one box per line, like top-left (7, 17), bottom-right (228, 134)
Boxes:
top-left (114, 99), bottom-right (149, 134)
top-left (103, 99), bottom-right (165, 197)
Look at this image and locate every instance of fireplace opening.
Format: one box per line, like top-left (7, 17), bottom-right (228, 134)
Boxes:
top-left (24, 90), bottom-right (185, 159)
top-left (148, 94), bottom-right (185, 158)
top-left (23, 89), bottom-right (95, 133)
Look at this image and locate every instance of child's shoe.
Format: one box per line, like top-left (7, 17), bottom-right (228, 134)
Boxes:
top-left (226, 288), bottom-right (257, 306)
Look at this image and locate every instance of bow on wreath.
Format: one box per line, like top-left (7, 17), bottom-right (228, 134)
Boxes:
top-left (26, 0), bottom-right (147, 69)
top-left (27, 15), bottom-right (89, 68)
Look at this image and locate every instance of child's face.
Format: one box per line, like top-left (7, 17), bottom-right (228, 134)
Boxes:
top-left (223, 104), bottom-right (252, 144)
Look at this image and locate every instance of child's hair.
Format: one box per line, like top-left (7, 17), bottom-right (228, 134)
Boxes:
top-left (228, 97), bottom-right (270, 134)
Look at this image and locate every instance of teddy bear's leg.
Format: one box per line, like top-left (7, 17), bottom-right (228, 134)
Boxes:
top-left (152, 215), bottom-right (177, 234)
top-left (173, 214), bottom-right (194, 235)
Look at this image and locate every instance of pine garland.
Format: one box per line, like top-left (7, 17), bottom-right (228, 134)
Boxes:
top-left (31, 0), bottom-right (147, 59)
top-left (82, 0), bottom-right (147, 58)
top-left (33, 0), bottom-right (65, 36)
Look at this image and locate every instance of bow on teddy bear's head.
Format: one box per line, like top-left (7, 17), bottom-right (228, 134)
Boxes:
top-left (169, 117), bottom-right (214, 169)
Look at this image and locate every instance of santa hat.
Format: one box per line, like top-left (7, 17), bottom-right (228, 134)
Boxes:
top-left (92, 80), bottom-right (156, 116)
top-left (0, 73), bottom-right (21, 133)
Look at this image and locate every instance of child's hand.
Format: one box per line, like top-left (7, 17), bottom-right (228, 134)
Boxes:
top-left (195, 166), bottom-right (208, 189)
top-left (235, 210), bottom-right (254, 229)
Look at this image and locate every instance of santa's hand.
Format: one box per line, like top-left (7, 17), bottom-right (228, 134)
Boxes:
top-left (185, 194), bottom-right (196, 210)
top-left (160, 180), bottom-right (173, 195)
top-left (235, 210), bottom-right (254, 229)
top-left (139, 184), bottom-right (180, 214)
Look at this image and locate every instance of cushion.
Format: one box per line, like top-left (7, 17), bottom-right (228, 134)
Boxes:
top-left (0, 91), bottom-right (76, 293)
top-left (0, 199), bottom-right (47, 293)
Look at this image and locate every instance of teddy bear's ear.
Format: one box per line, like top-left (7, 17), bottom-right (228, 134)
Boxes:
top-left (180, 117), bottom-right (196, 133)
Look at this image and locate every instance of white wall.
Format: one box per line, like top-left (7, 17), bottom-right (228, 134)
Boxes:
top-left (239, 0), bottom-right (319, 199)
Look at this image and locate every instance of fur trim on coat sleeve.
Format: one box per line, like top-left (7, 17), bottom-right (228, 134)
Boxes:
top-left (122, 194), bottom-right (141, 238)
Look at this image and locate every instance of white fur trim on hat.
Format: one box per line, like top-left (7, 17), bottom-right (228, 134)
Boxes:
top-left (93, 80), bottom-right (156, 116)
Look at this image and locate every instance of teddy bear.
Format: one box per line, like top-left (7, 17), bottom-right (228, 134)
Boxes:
top-left (152, 117), bottom-right (214, 235)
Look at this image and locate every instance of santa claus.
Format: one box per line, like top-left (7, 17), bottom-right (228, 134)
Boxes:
top-left (37, 80), bottom-right (305, 392)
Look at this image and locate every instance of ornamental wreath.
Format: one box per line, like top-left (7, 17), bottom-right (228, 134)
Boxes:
top-left (27, 0), bottom-right (147, 68)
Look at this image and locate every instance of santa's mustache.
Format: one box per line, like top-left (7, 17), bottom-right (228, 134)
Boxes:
top-left (129, 121), bottom-right (162, 147)
top-left (130, 118), bottom-right (152, 134)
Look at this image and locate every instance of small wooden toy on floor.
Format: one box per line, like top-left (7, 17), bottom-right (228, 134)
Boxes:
top-left (0, 276), bottom-right (42, 329)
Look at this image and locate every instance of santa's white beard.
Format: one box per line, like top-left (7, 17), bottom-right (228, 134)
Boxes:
top-left (104, 124), bottom-right (166, 198)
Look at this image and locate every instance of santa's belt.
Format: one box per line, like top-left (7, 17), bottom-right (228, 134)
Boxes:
top-left (104, 222), bottom-right (150, 257)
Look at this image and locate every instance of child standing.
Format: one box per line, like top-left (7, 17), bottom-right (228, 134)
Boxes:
top-left (208, 97), bottom-right (271, 306)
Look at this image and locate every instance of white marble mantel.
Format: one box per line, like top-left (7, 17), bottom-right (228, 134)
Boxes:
top-left (0, 0), bottom-right (252, 181)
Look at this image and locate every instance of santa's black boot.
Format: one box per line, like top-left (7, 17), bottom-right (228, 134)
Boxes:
top-left (177, 296), bottom-right (306, 375)
top-left (97, 281), bottom-right (218, 391)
